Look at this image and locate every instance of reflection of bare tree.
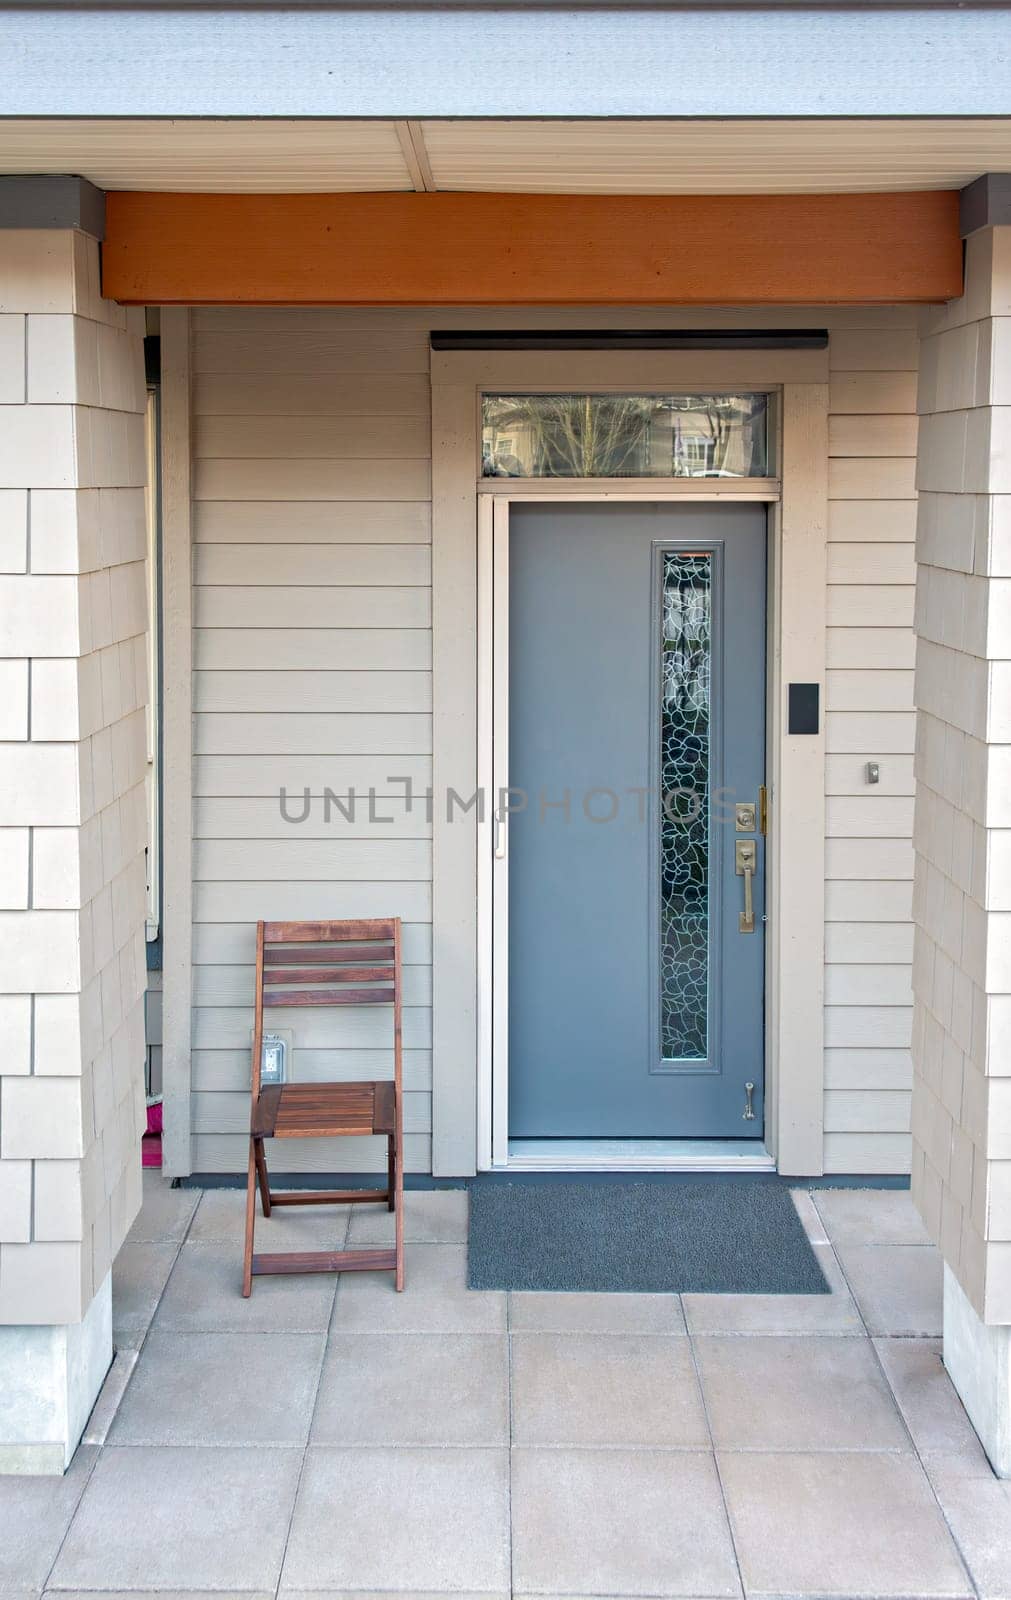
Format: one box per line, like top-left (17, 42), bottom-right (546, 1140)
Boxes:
top-left (484, 395), bottom-right (658, 477)
top-left (664, 566), bottom-right (711, 716)
top-left (671, 395), bottom-right (762, 477)
top-left (483, 393), bottom-right (767, 479)
top-left (660, 553), bottom-right (712, 1060)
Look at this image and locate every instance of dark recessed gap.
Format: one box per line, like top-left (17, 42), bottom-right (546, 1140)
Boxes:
top-left (430, 329), bottom-right (829, 352)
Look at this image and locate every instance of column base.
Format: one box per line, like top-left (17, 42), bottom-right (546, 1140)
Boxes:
top-left (944, 1263), bottom-right (1011, 1478)
top-left (0, 1271), bottom-right (112, 1475)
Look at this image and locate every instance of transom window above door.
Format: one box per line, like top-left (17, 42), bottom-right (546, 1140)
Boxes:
top-left (481, 393), bottom-right (770, 479)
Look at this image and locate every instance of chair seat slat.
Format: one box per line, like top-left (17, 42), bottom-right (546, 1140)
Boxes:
top-left (252, 1080), bottom-right (393, 1140)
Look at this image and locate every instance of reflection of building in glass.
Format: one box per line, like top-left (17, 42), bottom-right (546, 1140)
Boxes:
top-left (482, 393), bottom-right (769, 478)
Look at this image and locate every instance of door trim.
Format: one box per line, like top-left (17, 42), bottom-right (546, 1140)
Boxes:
top-left (159, 306), bottom-right (195, 1179)
top-left (431, 351), bottom-right (828, 1178)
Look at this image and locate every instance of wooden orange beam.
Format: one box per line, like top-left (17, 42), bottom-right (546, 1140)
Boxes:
top-left (103, 190), bottom-right (961, 306)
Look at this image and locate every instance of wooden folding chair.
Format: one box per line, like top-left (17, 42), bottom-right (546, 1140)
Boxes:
top-left (242, 917), bottom-right (405, 1296)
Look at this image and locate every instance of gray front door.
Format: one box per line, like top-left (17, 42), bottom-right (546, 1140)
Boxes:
top-left (507, 502), bottom-right (766, 1139)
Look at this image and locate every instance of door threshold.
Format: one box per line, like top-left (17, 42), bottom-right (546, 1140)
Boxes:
top-left (504, 1138), bottom-right (775, 1173)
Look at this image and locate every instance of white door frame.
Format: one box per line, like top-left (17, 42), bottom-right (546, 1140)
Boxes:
top-left (477, 482), bottom-right (781, 1170)
top-left (431, 350), bottom-right (829, 1177)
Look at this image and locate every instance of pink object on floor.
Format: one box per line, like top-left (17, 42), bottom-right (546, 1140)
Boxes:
top-left (142, 1103), bottom-right (163, 1167)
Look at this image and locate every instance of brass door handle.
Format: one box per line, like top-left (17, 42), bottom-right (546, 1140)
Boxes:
top-left (736, 839), bottom-right (757, 934)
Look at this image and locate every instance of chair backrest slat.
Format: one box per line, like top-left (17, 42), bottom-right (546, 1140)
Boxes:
top-left (262, 944), bottom-right (394, 967)
top-left (263, 986), bottom-right (396, 1007)
top-left (250, 918), bottom-right (403, 1105)
top-left (262, 965), bottom-right (393, 986)
top-left (263, 919), bottom-right (396, 944)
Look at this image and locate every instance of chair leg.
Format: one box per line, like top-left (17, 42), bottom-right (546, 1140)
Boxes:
top-left (253, 1137), bottom-right (272, 1217)
top-left (393, 1137), bottom-right (405, 1292)
top-left (387, 1134), bottom-right (396, 1212)
top-left (242, 1138), bottom-right (258, 1298)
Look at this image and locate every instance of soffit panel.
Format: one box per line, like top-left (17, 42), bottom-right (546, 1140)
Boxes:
top-left (422, 119), bottom-right (1011, 194)
top-left (1, 117), bottom-right (1009, 196)
top-left (0, 119), bottom-right (413, 192)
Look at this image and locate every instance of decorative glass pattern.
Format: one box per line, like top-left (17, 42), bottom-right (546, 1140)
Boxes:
top-left (660, 552), bottom-right (712, 1060)
top-left (482, 393), bottom-right (769, 479)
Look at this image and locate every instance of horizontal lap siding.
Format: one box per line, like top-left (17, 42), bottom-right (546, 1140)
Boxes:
top-left (825, 330), bottom-right (917, 1172)
top-left (187, 305), bottom-right (921, 1178)
top-left (146, 967), bottom-right (163, 1097)
top-left (191, 311), bottom-right (433, 1172)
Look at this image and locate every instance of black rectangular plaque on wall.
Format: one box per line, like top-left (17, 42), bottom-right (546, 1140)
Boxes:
top-left (788, 683), bottom-right (820, 735)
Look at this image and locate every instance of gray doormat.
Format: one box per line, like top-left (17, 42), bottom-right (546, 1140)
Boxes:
top-left (467, 1177), bottom-right (829, 1294)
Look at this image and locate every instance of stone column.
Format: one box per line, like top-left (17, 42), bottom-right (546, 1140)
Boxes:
top-left (0, 179), bottom-right (148, 1472)
top-left (912, 175), bottom-right (1011, 1475)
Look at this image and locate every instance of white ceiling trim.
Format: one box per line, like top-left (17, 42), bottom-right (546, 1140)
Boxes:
top-left (0, 117), bottom-right (1008, 195)
top-left (423, 118), bottom-right (1011, 194)
top-left (0, 119), bottom-right (415, 192)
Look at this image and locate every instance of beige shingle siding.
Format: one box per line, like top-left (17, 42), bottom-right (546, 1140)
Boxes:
top-left (911, 227), bottom-right (1011, 1319)
top-left (0, 233), bottom-right (148, 1318)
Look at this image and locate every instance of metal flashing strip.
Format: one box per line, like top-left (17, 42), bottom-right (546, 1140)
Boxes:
top-left (505, 1137), bottom-right (777, 1173)
top-left (432, 329), bottom-right (830, 352)
top-left (0, 174), bottom-right (105, 238)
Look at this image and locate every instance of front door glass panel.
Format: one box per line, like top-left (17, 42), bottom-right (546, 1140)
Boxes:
top-left (660, 552), bottom-right (711, 1061)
